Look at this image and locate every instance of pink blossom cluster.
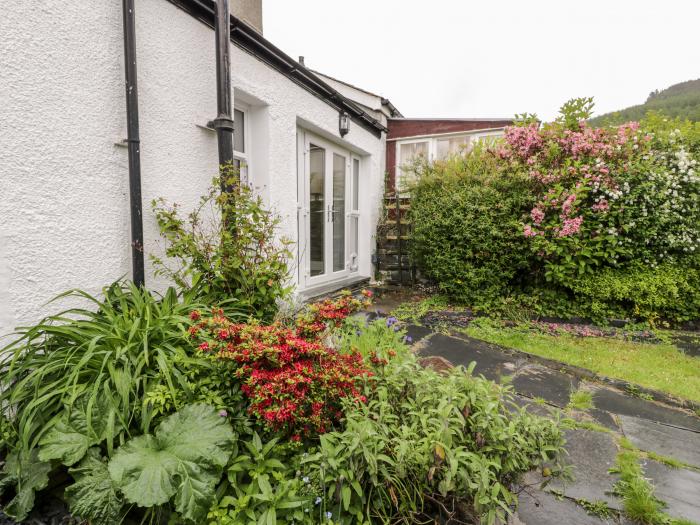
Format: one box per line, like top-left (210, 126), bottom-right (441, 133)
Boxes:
top-left (502, 124), bottom-right (543, 159)
top-left (557, 216), bottom-right (583, 237)
top-left (591, 199), bottom-right (609, 212)
top-left (560, 193), bottom-right (577, 217)
top-left (530, 207), bottom-right (545, 225)
top-left (555, 126), bottom-right (615, 159)
top-left (523, 224), bottom-right (539, 237)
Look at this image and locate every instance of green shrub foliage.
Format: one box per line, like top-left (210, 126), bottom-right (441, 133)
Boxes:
top-left (152, 167), bottom-right (293, 321)
top-left (408, 100), bottom-right (700, 323)
top-left (410, 147), bottom-right (535, 306)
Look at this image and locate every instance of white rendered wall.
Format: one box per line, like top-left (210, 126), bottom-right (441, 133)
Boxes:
top-left (0, 0), bottom-right (384, 337)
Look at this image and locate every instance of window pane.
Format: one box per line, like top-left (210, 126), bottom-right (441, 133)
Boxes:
top-left (234, 109), bottom-right (245, 153)
top-left (332, 154), bottom-right (346, 272)
top-left (352, 158), bottom-right (359, 211)
top-left (436, 136), bottom-right (470, 160)
top-left (309, 144), bottom-right (325, 276)
top-left (398, 141), bottom-right (428, 191)
top-left (399, 141), bottom-right (428, 165)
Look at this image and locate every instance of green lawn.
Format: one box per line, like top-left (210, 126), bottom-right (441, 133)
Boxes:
top-left (463, 322), bottom-right (700, 403)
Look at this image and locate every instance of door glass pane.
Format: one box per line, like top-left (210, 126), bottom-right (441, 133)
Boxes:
top-left (436, 135), bottom-right (469, 160)
top-left (234, 109), bottom-right (245, 153)
top-left (333, 153), bottom-right (346, 272)
top-left (309, 144), bottom-right (325, 276)
top-left (349, 216), bottom-right (359, 271)
top-left (352, 158), bottom-right (359, 211)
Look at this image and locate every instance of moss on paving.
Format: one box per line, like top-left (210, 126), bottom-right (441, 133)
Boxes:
top-left (462, 321), bottom-right (700, 403)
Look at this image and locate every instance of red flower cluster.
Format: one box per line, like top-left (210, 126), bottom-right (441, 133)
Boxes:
top-left (188, 291), bottom-right (373, 437)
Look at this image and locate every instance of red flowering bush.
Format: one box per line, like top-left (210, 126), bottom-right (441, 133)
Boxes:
top-left (188, 291), bottom-right (374, 437)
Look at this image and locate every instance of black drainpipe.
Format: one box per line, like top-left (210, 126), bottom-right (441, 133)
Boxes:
top-left (122, 0), bottom-right (145, 287)
top-left (212, 0), bottom-right (235, 172)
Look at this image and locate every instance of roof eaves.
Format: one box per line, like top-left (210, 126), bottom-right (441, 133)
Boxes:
top-left (388, 117), bottom-right (513, 122)
top-left (165, 0), bottom-right (387, 137)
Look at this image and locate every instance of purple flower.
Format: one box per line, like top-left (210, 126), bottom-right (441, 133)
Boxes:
top-left (403, 335), bottom-right (413, 343)
top-left (218, 409), bottom-right (228, 418)
top-left (386, 316), bottom-right (398, 327)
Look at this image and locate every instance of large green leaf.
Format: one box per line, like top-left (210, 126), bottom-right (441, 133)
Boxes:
top-left (65, 448), bottom-right (123, 525)
top-left (108, 403), bottom-right (234, 522)
top-left (1, 448), bottom-right (51, 521)
top-left (38, 394), bottom-right (118, 466)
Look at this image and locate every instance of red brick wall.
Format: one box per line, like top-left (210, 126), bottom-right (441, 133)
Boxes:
top-left (386, 119), bottom-right (513, 191)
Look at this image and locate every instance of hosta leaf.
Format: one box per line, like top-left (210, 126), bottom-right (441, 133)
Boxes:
top-left (39, 394), bottom-right (118, 466)
top-left (65, 448), bottom-right (122, 525)
top-left (108, 403), bottom-right (234, 522)
top-left (1, 449), bottom-right (51, 521)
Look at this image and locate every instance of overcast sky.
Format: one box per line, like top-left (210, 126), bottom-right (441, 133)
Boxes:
top-left (263, 0), bottom-right (700, 122)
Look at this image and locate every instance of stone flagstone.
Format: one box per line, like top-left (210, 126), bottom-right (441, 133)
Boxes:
top-left (547, 429), bottom-right (622, 509)
top-left (619, 414), bottom-right (700, 468)
top-left (643, 460), bottom-right (700, 523)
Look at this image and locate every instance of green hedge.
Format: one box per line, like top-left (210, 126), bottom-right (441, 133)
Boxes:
top-left (569, 260), bottom-right (700, 323)
top-left (409, 151), bottom-right (535, 306)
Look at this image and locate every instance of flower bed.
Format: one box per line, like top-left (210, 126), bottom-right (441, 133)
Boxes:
top-left (0, 284), bottom-right (564, 525)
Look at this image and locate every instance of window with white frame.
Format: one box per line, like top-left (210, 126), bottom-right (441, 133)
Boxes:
top-left (233, 107), bottom-right (250, 185)
top-left (397, 140), bottom-right (428, 191)
top-left (348, 157), bottom-right (360, 271)
top-left (395, 131), bottom-right (504, 191)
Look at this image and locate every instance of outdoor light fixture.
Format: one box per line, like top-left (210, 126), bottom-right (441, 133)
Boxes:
top-left (339, 111), bottom-right (350, 137)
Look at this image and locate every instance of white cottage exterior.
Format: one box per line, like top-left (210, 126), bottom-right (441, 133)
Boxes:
top-left (0, 0), bottom-right (389, 336)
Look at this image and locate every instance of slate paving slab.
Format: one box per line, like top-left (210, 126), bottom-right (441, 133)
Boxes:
top-left (547, 429), bottom-right (622, 509)
top-left (403, 324), bottom-right (433, 344)
top-left (618, 414), bottom-right (700, 468)
top-left (643, 460), bottom-right (700, 523)
top-left (420, 333), bottom-right (518, 383)
top-left (586, 408), bottom-right (621, 432)
top-left (511, 363), bottom-right (579, 407)
top-left (515, 488), bottom-right (617, 525)
top-left (416, 323), bottom-right (700, 523)
top-left (591, 386), bottom-right (700, 432)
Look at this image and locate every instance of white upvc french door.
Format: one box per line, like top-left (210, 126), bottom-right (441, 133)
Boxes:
top-left (298, 131), bottom-right (357, 289)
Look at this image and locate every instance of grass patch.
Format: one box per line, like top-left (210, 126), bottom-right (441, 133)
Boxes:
top-left (391, 295), bottom-right (451, 323)
top-left (561, 418), bottom-right (613, 434)
top-left (612, 451), bottom-right (668, 524)
top-left (463, 320), bottom-right (700, 403)
top-left (609, 451), bottom-right (699, 525)
top-left (567, 389), bottom-right (594, 411)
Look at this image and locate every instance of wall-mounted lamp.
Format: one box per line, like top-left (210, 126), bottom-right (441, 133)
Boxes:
top-left (339, 111), bottom-right (350, 137)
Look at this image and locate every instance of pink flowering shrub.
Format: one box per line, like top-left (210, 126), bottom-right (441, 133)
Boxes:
top-left (410, 99), bottom-right (700, 322)
top-left (498, 99), bottom-right (700, 285)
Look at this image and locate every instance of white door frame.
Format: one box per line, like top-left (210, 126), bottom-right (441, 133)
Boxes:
top-left (297, 129), bottom-right (357, 290)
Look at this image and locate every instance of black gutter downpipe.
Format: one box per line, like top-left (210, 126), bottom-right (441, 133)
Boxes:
top-left (122, 0), bottom-right (145, 287)
top-left (213, 0), bottom-right (235, 173)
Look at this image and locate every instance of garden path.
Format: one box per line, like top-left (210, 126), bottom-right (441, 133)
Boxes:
top-left (401, 322), bottom-right (700, 525)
